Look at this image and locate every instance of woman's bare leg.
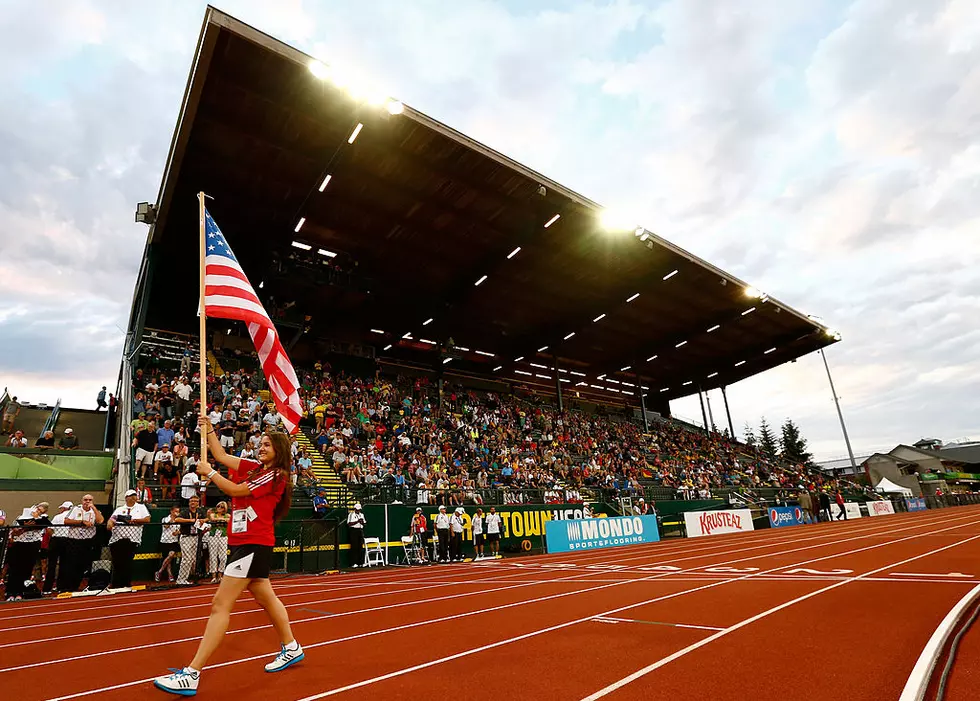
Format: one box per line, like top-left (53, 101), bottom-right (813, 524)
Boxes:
top-left (248, 578), bottom-right (295, 645)
top-left (187, 575), bottom-right (251, 670)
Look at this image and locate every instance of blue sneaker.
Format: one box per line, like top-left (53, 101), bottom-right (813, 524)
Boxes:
top-left (265, 642), bottom-right (304, 672)
top-left (153, 668), bottom-right (199, 696)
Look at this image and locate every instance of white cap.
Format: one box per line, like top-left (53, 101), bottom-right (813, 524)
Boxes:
top-left (59, 501), bottom-right (73, 509)
top-left (124, 489), bottom-right (138, 497)
top-left (353, 503), bottom-right (362, 510)
top-left (455, 507), bottom-right (463, 514)
top-left (438, 505), bottom-right (446, 510)
top-left (64, 427), bottom-right (73, 434)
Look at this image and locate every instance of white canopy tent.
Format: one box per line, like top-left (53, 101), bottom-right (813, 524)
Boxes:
top-left (874, 477), bottom-right (913, 497)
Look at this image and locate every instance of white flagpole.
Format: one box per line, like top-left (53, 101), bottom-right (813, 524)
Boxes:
top-left (198, 192), bottom-right (209, 468)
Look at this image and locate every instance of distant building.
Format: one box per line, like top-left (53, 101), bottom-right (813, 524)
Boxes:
top-left (861, 442), bottom-right (980, 497)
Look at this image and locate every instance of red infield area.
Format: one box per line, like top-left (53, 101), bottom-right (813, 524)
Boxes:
top-left (4, 506), bottom-right (980, 700)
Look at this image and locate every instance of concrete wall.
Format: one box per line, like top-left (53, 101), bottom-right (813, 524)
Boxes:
top-left (865, 455), bottom-right (923, 497)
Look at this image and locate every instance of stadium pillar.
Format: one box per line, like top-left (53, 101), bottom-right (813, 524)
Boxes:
top-left (635, 367), bottom-right (649, 432)
top-left (820, 348), bottom-right (857, 470)
top-left (705, 391), bottom-right (716, 432)
top-left (697, 387), bottom-right (709, 434)
top-left (721, 385), bottom-right (736, 439)
top-left (552, 353), bottom-right (564, 413)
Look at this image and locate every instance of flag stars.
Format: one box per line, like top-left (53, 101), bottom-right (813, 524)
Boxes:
top-left (208, 245), bottom-right (215, 251)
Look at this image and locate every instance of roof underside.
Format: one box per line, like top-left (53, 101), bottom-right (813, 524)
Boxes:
top-left (142, 8), bottom-right (837, 404)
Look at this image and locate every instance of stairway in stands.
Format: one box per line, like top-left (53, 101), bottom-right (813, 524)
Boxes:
top-left (296, 429), bottom-right (353, 507)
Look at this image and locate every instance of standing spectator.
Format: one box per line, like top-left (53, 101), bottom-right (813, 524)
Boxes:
top-left (835, 490), bottom-right (847, 521)
top-left (450, 507), bottom-right (465, 562)
top-left (157, 420), bottom-right (176, 453)
top-left (434, 505), bottom-right (451, 563)
top-left (174, 376), bottom-right (193, 419)
top-left (155, 444), bottom-right (177, 499)
top-left (181, 464), bottom-right (202, 506)
top-left (410, 508), bottom-right (429, 560)
top-left (133, 421), bottom-right (158, 480)
top-left (107, 490), bottom-right (151, 588)
top-left (347, 503), bottom-right (366, 568)
top-left (798, 490), bottom-right (813, 524)
top-left (485, 506), bottom-right (503, 559)
top-left (97, 386), bottom-right (108, 411)
top-left (7, 430), bottom-right (27, 448)
top-left (175, 495), bottom-right (206, 585)
top-left (43, 501), bottom-right (73, 593)
top-left (471, 508), bottom-right (485, 560)
top-left (2, 396), bottom-right (20, 434)
top-left (60, 494), bottom-right (104, 592)
top-left (155, 505), bottom-right (182, 582)
top-left (818, 490), bottom-right (832, 522)
top-left (135, 477), bottom-right (154, 507)
top-left (312, 489), bottom-right (329, 518)
top-left (5, 503), bottom-right (49, 600)
top-left (35, 430), bottom-right (55, 448)
top-left (59, 428), bottom-right (79, 450)
top-left (207, 502), bottom-right (230, 583)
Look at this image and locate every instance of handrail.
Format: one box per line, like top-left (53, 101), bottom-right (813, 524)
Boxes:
top-left (40, 398), bottom-right (62, 439)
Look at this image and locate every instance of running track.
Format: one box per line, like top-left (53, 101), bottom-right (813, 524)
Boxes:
top-left (5, 507), bottom-right (980, 700)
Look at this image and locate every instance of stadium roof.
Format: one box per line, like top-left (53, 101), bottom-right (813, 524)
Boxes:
top-left (136, 7), bottom-right (839, 406)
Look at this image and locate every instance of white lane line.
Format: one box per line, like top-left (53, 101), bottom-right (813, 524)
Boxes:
top-left (593, 617), bottom-right (725, 631)
top-left (579, 532), bottom-right (980, 700)
top-left (890, 572), bottom-right (972, 578)
top-left (37, 509), bottom-right (980, 698)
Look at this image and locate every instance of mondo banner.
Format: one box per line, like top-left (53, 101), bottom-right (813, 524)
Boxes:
top-left (867, 501), bottom-right (896, 517)
top-left (545, 515), bottom-right (660, 553)
top-left (905, 497), bottom-right (927, 512)
top-left (768, 506), bottom-right (807, 528)
top-left (684, 509), bottom-right (755, 538)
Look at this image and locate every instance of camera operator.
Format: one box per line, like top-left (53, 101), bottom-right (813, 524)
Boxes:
top-left (5, 503), bottom-right (49, 601)
top-left (107, 489), bottom-right (151, 588)
top-left (43, 501), bottom-right (73, 593)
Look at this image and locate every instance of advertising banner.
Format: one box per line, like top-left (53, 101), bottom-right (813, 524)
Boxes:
top-left (545, 515), bottom-right (661, 553)
top-left (867, 500), bottom-right (896, 517)
top-left (684, 509), bottom-right (755, 538)
top-left (905, 497), bottom-right (927, 512)
top-left (830, 503), bottom-right (863, 520)
top-left (768, 506), bottom-right (807, 528)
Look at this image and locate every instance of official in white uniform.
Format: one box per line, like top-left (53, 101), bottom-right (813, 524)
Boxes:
top-left (485, 506), bottom-right (503, 559)
top-left (434, 505), bottom-right (451, 563)
top-left (107, 489), bottom-right (152, 588)
top-left (43, 501), bottom-right (73, 593)
top-left (5, 503), bottom-right (49, 600)
top-left (61, 494), bottom-right (104, 592)
top-left (347, 503), bottom-right (366, 568)
top-left (449, 507), bottom-right (465, 562)
top-left (471, 508), bottom-right (485, 560)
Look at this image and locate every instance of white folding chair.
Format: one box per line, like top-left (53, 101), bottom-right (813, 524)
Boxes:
top-left (363, 537), bottom-right (386, 567)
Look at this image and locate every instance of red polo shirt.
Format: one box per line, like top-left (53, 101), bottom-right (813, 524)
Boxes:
top-left (229, 458), bottom-right (285, 547)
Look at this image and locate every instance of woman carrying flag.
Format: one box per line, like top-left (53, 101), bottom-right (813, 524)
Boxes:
top-left (153, 418), bottom-right (304, 695)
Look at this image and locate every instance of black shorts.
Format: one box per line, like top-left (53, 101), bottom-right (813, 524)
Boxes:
top-left (224, 544), bottom-right (274, 579)
top-left (486, 533), bottom-right (500, 543)
top-left (162, 542), bottom-right (180, 556)
top-left (474, 534), bottom-right (485, 546)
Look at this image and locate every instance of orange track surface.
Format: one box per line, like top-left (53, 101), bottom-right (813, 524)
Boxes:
top-left (4, 506), bottom-right (980, 701)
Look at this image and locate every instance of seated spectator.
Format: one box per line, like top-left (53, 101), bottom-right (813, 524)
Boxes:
top-left (59, 428), bottom-right (79, 450)
top-left (312, 488), bottom-right (329, 518)
top-left (7, 430), bottom-right (28, 448)
top-left (35, 430), bottom-right (55, 448)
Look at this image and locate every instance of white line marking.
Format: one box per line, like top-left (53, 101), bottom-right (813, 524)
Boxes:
top-left (594, 617), bottom-right (725, 631)
top-left (579, 532), bottom-right (980, 700)
top-left (890, 572), bottom-right (972, 578)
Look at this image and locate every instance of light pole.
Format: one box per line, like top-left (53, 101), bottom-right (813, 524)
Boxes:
top-left (820, 348), bottom-right (857, 470)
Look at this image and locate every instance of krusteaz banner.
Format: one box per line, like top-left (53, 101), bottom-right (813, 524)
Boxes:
top-left (684, 509), bottom-right (754, 537)
top-left (867, 500), bottom-right (896, 517)
top-left (544, 514), bottom-right (660, 553)
top-left (831, 502), bottom-right (863, 520)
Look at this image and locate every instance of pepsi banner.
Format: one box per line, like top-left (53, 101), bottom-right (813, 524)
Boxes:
top-left (768, 506), bottom-right (807, 528)
top-left (544, 515), bottom-right (660, 553)
top-left (905, 497), bottom-right (927, 512)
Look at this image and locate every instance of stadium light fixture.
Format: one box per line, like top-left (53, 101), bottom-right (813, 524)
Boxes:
top-left (308, 60), bottom-right (330, 79)
top-left (507, 247), bottom-right (521, 260)
top-left (515, 370), bottom-right (532, 376)
top-left (258, 281), bottom-right (264, 289)
top-left (423, 318), bottom-right (433, 326)
top-left (598, 209), bottom-right (637, 232)
top-left (590, 384), bottom-right (604, 389)
top-left (561, 378), bottom-right (571, 384)
top-left (293, 219), bottom-right (306, 233)
top-left (663, 269), bottom-right (678, 281)
top-left (707, 372), bottom-right (719, 378)
top-left (745, 286), bottom-right (764, 299)
top-left (707, 324), bottom-right (720, 333)
top-left (456, 346), bottom-right (470, 352)
top-left (660, 387), bottom-right (669, 392)
top-left (383, 344), bottom-right (392, 351)
top-left (634, 227), bottom-right (645, 238)
top-left (291, 240), bottom-right (311, 250)
top-left (318, 174), bottom-right (332, 192)
top-left (515, 356), bottom-right (524, 362)
top-left (385, 100), bottom-right (404, 115)
top-left (639, 233), bottom-right (650, 242)
top-left (593, 313), bottom-right (606, 323)
top-left (530, 363), bottom-right (547, 369)
top-left (538, 346), bottom-right (549, 352)
top-left (535, 374), bottom-right (551, 380)
top-left (675, 340), bottom-right (687, 348)
top-left (607, 379), bottom-right (620, 384)
top-left (764, 347), bottom-right (777, 354)
top-left (683, 380), bottom-right (693, 386)
top-left (608, 388), bottom-right (620, 393)
top-left (544, 214), bottom-right (561, 228)
top-left (370, 329), bottom-right (384, 334)
top-left (347, 123), bottom-right (364, 144)
top-left (570, 371), bottom-right (586, 377)
top-left (443, 357), bottom-right (452, 364)
top-left (475, 350), bottom-right (495, 357)
top-left (419, 338), bottom-right (437, 345)
top-left (741, 307), bottom-right (756, 316)
top-left (646, 355), bottom-right (658, 362)
top-left (475, 275), bottom-right (488, 286)
top-left (622, 390), bottom-right (633, 396)
top-left (317, 249), bottom-right (337, 258)
top-left (598, 374), bottom-right (606, 380)
top-left (627, 293), bottom-right (640, 303)
top-left (576, 381), bottom-right (587, 386)
top-left (402, 332), bottom-right (413, 339)
top-left (735, 360), bottom-right (746, 367)
top-left (621, 365), bottom-right (631, 372)
top-left (564, 332), bottom-right (576, 340)
top-left (493, 365), bottom-right (502, 372)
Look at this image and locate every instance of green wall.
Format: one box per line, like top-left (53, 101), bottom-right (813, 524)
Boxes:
top-left (0, 450), bottom-right (113, 480)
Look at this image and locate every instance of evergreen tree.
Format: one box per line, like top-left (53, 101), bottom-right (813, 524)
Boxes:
top-left (758, 418), bottom-right (779, 459)
top-left (743, 423), bottom-right (757, 448)
top-left (780, 418), bottom-right (814, 466)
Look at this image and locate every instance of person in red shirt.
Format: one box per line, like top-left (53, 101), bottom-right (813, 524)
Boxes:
top-left (154, 418), bottom-right (303, 696)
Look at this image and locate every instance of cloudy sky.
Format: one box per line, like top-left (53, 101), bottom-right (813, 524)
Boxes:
top-left (1, 0), bottom-right (977, 459)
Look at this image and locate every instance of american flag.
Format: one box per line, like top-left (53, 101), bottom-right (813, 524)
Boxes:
top-left (203, 209), bottom-right (303, 434)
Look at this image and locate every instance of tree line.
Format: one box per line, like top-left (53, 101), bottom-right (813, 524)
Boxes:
top-left (742, 418), bottom-right (813, 466)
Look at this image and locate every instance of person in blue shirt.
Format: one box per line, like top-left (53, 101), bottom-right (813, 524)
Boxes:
top-left (312, 489), bottom-right (329, 518)
top-left (156, 420), bottom-right (175, 451)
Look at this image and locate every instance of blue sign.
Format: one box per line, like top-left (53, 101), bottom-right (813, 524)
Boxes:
top-left (905, 497), bottom-right (927, 512)
top-left (544, 515), bottom-right (660, 553)
top-left (768, 506), bottom-right (807, 528)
